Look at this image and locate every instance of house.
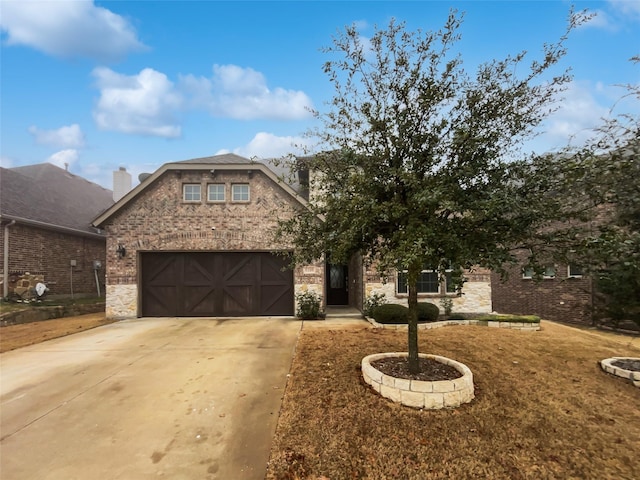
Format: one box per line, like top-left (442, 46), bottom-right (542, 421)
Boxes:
top-left (93, 154), bottom-right (493, 319)
top-left (0, 163), bottom-right (114, 299)
top-left (491, 261), bottom-right (594, 325)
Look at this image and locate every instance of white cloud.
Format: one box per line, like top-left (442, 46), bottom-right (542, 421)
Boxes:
top-left (0, 0), bottom-right (146, 62)
top-left (219, 132), bottom-right (315, 159)
top-left (0, 156), bottom-right (14, 168)
top-left (28, 124), bottom-right (85, 148)
top-left (47, 149), bottom-right (79, 169)
top-left (92, 67), bottom-right (183, 138)
top-left (608, 0), bottom-right (640, 19)
top-left (532, 80), bottom-right (639, 151)
top-left (180, 64), bottom-right (314, 120)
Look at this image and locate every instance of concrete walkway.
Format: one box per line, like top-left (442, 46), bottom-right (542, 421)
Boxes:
top-left (1, 317), bottom-right (304, 480)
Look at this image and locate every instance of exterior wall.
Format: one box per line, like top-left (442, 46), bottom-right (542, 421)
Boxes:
top-left (0, 223), bottom-right (106, 297)
top-left (491, 265), bottom-right (594, 325)
top-left (363, 266), bottom-right (492, 314)
top-left (102, 168), bottom-right (322, 318)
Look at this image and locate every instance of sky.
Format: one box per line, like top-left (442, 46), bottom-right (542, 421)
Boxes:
top-left (1, 0), bottom-right (639, 190)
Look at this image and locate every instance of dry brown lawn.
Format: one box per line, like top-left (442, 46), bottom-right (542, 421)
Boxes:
top-left (0, 313), bottom-right (116, 353)
top-left (266, 321), bottom-right (640, 480)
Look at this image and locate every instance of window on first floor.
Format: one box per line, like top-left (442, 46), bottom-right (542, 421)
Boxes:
top-left (397, 268), bottom-right (458, 295)
top-left (183, 183), bottom-right (201, 202)
top-left (207, 183), bottom-right (225, 202)
top-left (232, 183), bottom-right (250, 202)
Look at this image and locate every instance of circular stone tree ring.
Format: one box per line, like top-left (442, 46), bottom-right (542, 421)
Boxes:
top-left (362, 352), bottom-right (474, 409)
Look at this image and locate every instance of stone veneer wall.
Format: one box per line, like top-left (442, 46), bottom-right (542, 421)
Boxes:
top-left (102, 168), bottom-right (322, 319)
top-left (364, 269), bottom-right (492, 314)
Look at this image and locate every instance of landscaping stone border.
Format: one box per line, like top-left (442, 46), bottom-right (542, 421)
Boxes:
top-left (362, 352), bottom-right (474, 409)
top-left (600, 357), bottom-right (640, 388)
top-left (365, 317), bottom-right (541, 331)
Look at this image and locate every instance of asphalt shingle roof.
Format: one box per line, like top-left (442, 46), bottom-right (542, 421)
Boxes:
top-left (1, 163), bottom-right (114, 235)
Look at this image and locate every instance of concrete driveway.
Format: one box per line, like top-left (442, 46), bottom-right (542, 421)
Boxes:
top-left (1, 317), bottom-right (302, 480)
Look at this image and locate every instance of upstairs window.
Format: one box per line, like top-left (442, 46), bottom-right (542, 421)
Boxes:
top-left (568, 264), bottom-right (584, 278)
top-left (232, 184), bottom-right (250, 202)
top-left (523, 266), bottom-right (556, 279)
top-left (183, 184), bottom-right (201, 202)
top-left (208, 184), bottom-right (225, 202)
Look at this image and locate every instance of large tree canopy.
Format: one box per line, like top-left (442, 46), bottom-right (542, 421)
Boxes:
top-left (277, 10), bottom-right (589, 372)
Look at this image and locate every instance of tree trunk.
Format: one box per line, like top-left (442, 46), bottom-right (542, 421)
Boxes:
top-left (407, 264), bottom-right (420, 374)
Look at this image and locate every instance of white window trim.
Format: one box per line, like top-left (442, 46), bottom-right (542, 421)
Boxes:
top-left (231, 183), bottom-right (250, 202)
top-left (183, 183), bottom-right (201, 202)
top-left (207, 183), bottom-right (226, 202)
top-left (567, 264), bottom-right (583, 278)
top-left (522, 266), bottom-right (556, 279)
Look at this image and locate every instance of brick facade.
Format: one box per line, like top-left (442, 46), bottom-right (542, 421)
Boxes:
top-left (99, 167), bottom-right (323, 318)
top-left (491, 264), bottom-right (594, 325)
top-left (0, 223), bottom-right (106, 297)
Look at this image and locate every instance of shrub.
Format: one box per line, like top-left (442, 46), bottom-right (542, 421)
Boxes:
top-left (416, 302), bottom-right (440, 322)
top-left (363, 292), bottom-right (387, 317)
top-left (440, 297), bottom-right (453, 317)
top-left (372, 304), bottom-right (409, 324)
top-left (448, 313), bottom-right (466, 320)
top-left (295, 291), bottom-right (322, 319)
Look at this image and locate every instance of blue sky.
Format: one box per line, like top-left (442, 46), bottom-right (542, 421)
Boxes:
top-left (1, 0), bottom-right (638, 190)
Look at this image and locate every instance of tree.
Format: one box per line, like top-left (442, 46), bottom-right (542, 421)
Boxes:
top-left (277, 10), bottom-right (587, 373)
top-left (550, 61), bottom-right (640, 327)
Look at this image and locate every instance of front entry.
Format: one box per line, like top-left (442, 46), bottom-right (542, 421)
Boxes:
top-left (326, 263), bottom-right (349, 306)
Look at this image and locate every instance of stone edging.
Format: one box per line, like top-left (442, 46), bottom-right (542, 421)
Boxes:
top-left (365, 317), bottom-right (541, 331)
top-left (600, 357), bottom-right (640, 388)
top-left (362, 352), bottom-right (474, 409)
top-left (0, 303), bottom-right (105, 327)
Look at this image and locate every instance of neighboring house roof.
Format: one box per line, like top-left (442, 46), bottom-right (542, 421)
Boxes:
top-left (0, 163), bottom-right (114, 238)
top-left (92, 153), bottom-right (310, 228)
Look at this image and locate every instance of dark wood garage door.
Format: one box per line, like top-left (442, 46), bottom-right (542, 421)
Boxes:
top-left (140, 252), bottom-right (294, 317)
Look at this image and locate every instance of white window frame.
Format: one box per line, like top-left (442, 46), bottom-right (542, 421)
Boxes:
top-left (523, 266), bottom-right (556, 279)
top-left (183, 183), bottom-right (201, 202)
top-left (207, 183), bottom-right (225, 202)
top-left (232, 183), bottom-right (250, 202)
top-left (568, 264), bottom-right (583, 278)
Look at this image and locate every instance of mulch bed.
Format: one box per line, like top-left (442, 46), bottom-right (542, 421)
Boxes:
top-left (371, 356), bottom-right (462, 381)
top-left (612, 358), bottom-right (640, 371)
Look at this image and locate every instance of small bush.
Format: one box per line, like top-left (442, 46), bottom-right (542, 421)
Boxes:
top-left (448, 313), bottom-right (466, 320)
top-left (295, 291), bottom-right (322, 319)
top-left (416, 302), bottom-right (440, 322)
top-left (372, 304), bottom-right (409, 324)
top-left (363, 292), bottom-right (387, 317)
top-left (440, 297), bottom-right (453, 317)
top-left (476, 314), bottom-right (540, 323)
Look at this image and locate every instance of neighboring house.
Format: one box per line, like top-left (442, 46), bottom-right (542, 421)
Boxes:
top-left (491, 259), bottom-right (594, 325)
top-left (93, 154), bottom-right (493, 319)
top-left (0, 163), bottom-right (114, 299)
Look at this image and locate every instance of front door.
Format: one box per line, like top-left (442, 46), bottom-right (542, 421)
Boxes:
top-left (326, 263), bottom-right (349, 305)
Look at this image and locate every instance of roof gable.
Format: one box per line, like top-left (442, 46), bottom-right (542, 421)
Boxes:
top-left (92, 154), bottom-right (310, 227)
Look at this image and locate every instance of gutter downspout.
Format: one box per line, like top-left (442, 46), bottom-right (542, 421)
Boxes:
top-left (3, 220), bottom-right (16, 298)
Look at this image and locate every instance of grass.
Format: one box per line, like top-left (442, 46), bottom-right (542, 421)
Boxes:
top-left (266, 321), bottom-right (640, 480)
top-left (0, 295), bottom-right (104, 314)
top-left (0, 313), bottom-right (115, 353)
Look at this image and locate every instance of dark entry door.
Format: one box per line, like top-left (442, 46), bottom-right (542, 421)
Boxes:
top-left (326, 263), bottom-right (349, 305)
top-left (141, 252), bottom-right (294, 317)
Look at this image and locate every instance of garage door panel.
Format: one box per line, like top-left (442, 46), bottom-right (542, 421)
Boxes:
top-left (141, 252), bottom-right (293, 317)
top-left (222, 286), bottom-right (253, 315)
